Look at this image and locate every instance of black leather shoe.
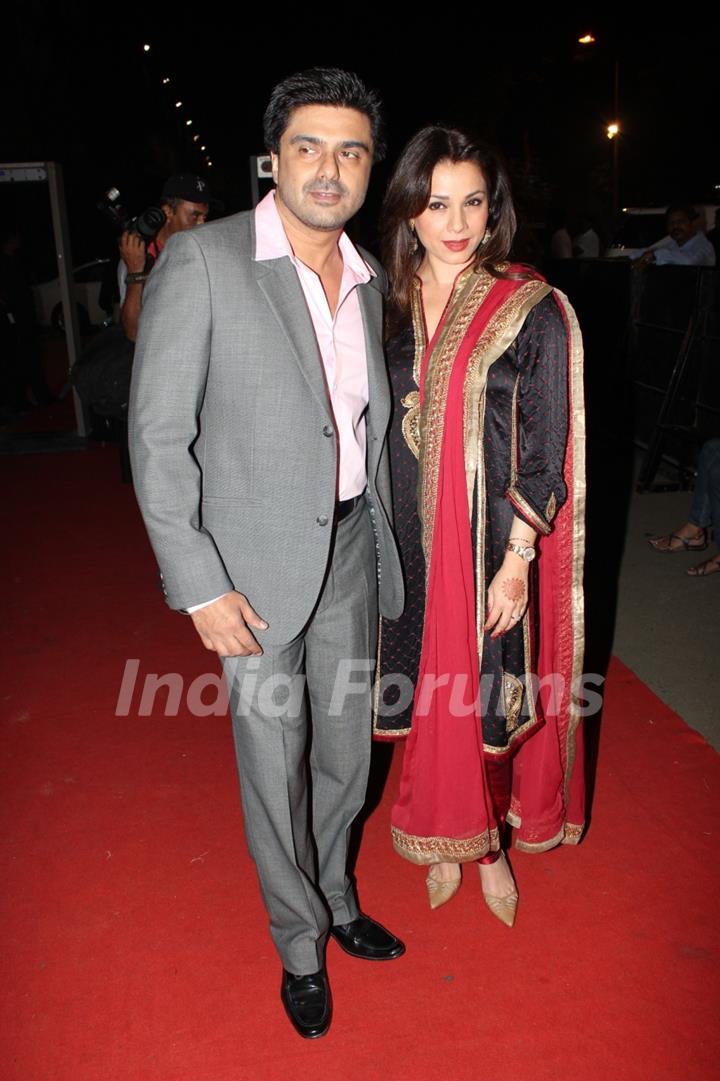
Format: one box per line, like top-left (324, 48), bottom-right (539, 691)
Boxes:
top-left (330, 914), bottom-right (406, 961)
top-left (280, 968), bottom-right (332, 1039)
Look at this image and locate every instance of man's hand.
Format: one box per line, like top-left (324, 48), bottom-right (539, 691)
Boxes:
top-left (190, 591), bottom-right (269, 657)
top-left (119, 230), bottom-right (147, 273)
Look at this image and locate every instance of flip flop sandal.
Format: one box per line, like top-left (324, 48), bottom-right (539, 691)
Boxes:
top-left (648, 530), bottom-right (707, 553)
top-left (687, 554), bottom-right (720, 577)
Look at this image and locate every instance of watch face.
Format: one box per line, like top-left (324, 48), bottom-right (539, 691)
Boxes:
top-left (524, 547), bottom-right (536, 562)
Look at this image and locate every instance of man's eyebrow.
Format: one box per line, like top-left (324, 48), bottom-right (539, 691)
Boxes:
top-left (289, 134), bottom-right (371, 153)
top-left (338, 139), bottom-right (371, 152)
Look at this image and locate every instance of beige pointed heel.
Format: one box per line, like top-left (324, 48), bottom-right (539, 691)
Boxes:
top-left (425, 864), bottom-right (462, 910)
top-left (479, 851), bottom-right (518, 928)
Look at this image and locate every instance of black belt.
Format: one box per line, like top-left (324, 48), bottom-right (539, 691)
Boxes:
top-left (336, 494), bottom-right (362, 522)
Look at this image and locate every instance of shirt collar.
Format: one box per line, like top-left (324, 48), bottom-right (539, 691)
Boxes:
top-left (253, 190), bottom-right (374, 283)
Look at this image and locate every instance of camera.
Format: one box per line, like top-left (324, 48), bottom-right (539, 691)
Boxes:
top-left (98, 187), bottom-right (166, 239)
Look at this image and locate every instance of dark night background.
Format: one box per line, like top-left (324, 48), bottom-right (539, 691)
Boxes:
top-left (1, 2), bottom-right (718, 277)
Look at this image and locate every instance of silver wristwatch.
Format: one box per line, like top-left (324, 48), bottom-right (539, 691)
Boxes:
top-left (506, 541), bottom-right (536, 562)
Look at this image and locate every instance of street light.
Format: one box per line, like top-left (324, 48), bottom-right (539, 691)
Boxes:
top-left (580, 33), bottom-right (621, 218)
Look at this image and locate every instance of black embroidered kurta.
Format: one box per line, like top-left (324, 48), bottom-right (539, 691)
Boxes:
top-left (376, 293), bottom-right (569, 745)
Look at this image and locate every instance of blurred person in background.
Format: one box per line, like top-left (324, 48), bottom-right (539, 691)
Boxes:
top-left (573, 214), bottom-right (600, 258)
top-left (637, 205), bottom-right (715, 268)
top-left (117, 174), bottom-right (210, 341)
top-left (648, 438), bottom-right (720, 577)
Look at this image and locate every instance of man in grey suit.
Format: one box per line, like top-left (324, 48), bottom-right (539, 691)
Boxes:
top-left (129, 68), bottom-right (405, 1039)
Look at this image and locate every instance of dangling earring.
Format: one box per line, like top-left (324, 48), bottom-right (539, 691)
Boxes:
top-left (409, 221), bottom-right (418, 254)
top-left (480, 229), bottom-right (492, 247)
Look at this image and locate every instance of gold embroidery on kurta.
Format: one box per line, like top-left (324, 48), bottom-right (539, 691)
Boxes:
top-left (400, 391), bottom-right (420, 460)
top-left (410, 279), bottom-right (426, 385)
top-left (502, 671), bottom-right (524, 731)
top-left (546, 491), bottom-right (558, 521)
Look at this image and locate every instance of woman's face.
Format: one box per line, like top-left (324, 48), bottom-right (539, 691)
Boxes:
top-left (412, 159), bottom-right (490, 272)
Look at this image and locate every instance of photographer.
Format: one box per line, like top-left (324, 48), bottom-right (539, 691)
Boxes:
top-left (118, 174), bottom-right (210, 341)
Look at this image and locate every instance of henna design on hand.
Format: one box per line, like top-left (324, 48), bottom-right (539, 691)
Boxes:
top-left (501, 577), bottom-right (526, 602)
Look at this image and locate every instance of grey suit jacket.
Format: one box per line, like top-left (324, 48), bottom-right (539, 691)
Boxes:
top-left (128, 210), bottom-right (404, 645)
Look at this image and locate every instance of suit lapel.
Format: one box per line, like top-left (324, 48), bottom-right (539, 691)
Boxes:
top-left (251, 248), bottom-right (332, 421)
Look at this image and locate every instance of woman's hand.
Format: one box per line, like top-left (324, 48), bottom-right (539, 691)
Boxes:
top-left (484, 554), bottom-right (529, 639)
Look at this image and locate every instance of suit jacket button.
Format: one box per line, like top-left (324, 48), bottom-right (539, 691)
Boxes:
top-left (322, 424), bottom-right (334, 437)
top-left (316, 514), bottom-right (329, 526)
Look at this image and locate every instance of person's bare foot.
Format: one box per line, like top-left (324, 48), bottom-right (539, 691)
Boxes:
top-left (648, 524), bottom-right (706, 552)
top-left (687, 552), bottom-right (720, 577)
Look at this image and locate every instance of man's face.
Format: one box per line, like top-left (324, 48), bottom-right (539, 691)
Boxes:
top-left (271, 104), bottom-right (373, 232)
top-left (164, 200), bottom-right (209, 235)
top-left (667, 211), bottom-right (694, 247)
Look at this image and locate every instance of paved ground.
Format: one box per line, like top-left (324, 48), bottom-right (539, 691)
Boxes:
top-left (610, 467), bottom-right (718, 750)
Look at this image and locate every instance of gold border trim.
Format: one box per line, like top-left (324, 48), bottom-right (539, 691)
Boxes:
top-left (562, 823), bottom-right (584, 845)
top-left (506, 488), bottom-right (552, 535)
top-left (553, 290), bottom-right (586, 830)
top-left (507, 820), bottom-right (584, 853)
top-left (410, 278), bottom-right (427, 385)
top-left (392, 824), bottom-right (501, 864)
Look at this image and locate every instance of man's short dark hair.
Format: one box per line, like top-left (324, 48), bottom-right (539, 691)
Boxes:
top-left (263, 67), bottom-right (385, 161)
top-left (666, 204), bottom-right (697, 221)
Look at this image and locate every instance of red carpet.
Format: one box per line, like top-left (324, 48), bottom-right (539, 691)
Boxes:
top-left (2, 447), bottom-right (719, 1081)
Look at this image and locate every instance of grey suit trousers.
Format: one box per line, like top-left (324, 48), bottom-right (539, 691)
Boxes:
top-left (222, 497), bottom-right (378, 974)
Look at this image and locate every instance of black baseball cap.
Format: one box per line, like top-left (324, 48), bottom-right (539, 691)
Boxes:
top-left (160, 174), bottom-right (219, 209)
